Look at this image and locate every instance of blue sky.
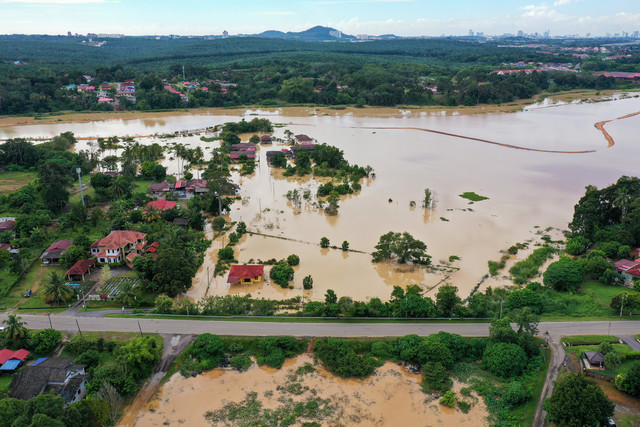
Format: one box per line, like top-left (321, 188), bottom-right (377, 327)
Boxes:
top-left (0, 0), bottom-right (639, 37)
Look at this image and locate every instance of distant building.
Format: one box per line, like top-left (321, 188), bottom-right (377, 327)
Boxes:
top-left (223, 30), bottom-right (229, 38)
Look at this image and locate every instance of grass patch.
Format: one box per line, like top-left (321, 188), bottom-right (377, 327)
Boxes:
top-left (509, 245), bottom-right (556, 284)
top-left (564, 344), bottom-right (640, 358)
top-left (133, 180), bottom-right (153, 194)
top-left (580, 281), bottom-right (627, 307)
top-left (459, 192), bottom-right (489, 202)
top-left (0, 375), bottom-right (13, 392)
top-left (69, 186), bottom-right (95, 204)
top-left (562, 335), bottom-right (619, 346)
top-left (0, 171), bottom-right (37, 195)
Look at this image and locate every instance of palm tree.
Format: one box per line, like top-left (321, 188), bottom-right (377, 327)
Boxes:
top-left (613, 187), bottom-right (632, 217)
top-left (117, 282), bottom-right (140, 307)
top-left (2, 314), bottom-right (28, 342)
top-left (42, 271), bottom-right (75, 306)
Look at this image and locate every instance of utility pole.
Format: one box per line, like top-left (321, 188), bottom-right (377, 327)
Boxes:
top-left (499, 299), bottom-right (504, 319)
top-left (137, 321), bottom-right (143, 337)
top-left (47, 313), bottom-right (53, 329)
top-left (75, 319), bottom-right (83, 337)
top-left (76, 167), bottom-right (85, 206)
top-left (182, 65), bottom-right (185, 80)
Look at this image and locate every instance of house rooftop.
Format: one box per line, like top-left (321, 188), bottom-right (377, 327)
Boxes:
top-left (91, 230), bottom-right (146, 251)
top-left (66, 259), bottom-right (96, 276)
top-left (227, 265), bottom-right (264, 283)
top-left (40, 240), bottom-right (73, 260)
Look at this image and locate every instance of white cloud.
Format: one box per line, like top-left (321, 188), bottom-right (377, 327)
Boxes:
top-left (0, 0), bottom-right (115, 3)
top-left (316, 0), bottom-right (414, 4)
top-left (553, 0), bottom-right (583, 6)
top-left (252, 11), bottom-right (297, 16)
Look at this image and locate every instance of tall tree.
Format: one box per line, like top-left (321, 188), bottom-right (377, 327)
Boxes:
top-left (544, 372), bottom-right (615, 427)
top-left (42, 271), bottom-right (75, 305)
top-left (2, 314), bottom-right (28, 342)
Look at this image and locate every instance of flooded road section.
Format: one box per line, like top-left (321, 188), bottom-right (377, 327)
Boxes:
top-left (2, 97), bottom-right (640, 300)
top-left (123, 354), bottom-right (487, 427)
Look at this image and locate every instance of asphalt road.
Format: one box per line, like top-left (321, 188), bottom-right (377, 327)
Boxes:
top-left (2, 313), bottom-right (638, 338)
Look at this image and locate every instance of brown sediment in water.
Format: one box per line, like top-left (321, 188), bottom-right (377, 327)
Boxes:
top-left (594, 110), bottom-right (640, 149)
top-left (124, 354), bottom-right (488, 427)
top-left (354, 126), bottom-right (597, 154)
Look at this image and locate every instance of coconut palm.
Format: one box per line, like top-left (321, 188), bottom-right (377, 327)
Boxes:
top-left (117, 281), bottom-right (141, 307)
top-left (2, 314), bottom-right (28, 342)
top-left (613, 187), bottom-right (632, 217)
top-left (42, 271), bottom-right (75, 305)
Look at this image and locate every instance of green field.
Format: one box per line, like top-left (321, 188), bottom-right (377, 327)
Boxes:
top-left (0, 171), bottom-right (36, 195)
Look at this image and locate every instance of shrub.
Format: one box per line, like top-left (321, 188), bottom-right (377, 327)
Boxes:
top-left (28, 329), bottom-right (62, 355)
top-left (320, 237), bottom-right (330, 248)
top-left (482, 343), bottom-right (528, 378)
top-left (218, 247), bottom-right (234, 262)
top-left (543, 257), bottom-right (584, 292)
top-left (229, 355), bottom-right (252, 372)
top-left (191, 334), bottom-right (225, 368)
top-left (269, 263), bottom-right (294, 288)
top-left (503, 381), bottom-right (530, 406)
top-left (314, 338), bottom-right (377, 378)
top-left (303, 275), bottom-right (313, 290)
top-left (212, 217), bottom-right (226, 231)
top-left (422, 362), bottom-right (451, 393)
top-left (75, 349), bottom-right (101, 370)
top-left (439, 391), bottom-right (456, 407)
top-left (287, 254), bottom-right (300, 266)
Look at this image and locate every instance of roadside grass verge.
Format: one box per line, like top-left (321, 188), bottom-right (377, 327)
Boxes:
top-left (561, 335), bottom-right (620, 346)
top-left (514, 347), bottom-right (551, 426)
top-left (564, 344), bottom-right (640, 358)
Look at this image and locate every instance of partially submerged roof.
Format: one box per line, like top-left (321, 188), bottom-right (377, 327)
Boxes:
top-left (227, 265), bottom-right (264, 283)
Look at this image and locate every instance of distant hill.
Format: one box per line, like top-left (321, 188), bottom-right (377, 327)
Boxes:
top-left (256, 26), bottom-right (355, 42)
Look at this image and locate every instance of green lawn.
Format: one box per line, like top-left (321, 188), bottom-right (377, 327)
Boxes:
top-left (134, 180), bottom-right (153, 194)
top-left (562, 335), bottom-right (619, 345)
top-left (0, 171), bottom-right (37, 195)
top-left (580, 281), bottom-right (628, 306)
top-left (565, 344), bottom-right (640, 357)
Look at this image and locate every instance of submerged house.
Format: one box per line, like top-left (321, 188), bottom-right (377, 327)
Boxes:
top-left (260, 135), bottom-right (273, 144)
top-left (90, 230), bottom-right (147, 264)
top-left (9, 358), bottom-right (88, 405)
top-left (227, 265), bottom-right (264, 285)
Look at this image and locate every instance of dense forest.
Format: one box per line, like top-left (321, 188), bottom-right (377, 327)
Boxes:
top-left (0, 36), bottom-right (637, 114)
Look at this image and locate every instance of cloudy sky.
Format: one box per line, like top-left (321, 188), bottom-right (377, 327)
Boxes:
top-left (0, 0), bottom-right (638, 37)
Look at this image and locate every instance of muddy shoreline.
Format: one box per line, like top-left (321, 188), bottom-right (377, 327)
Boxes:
top-left (0, 89), bottom-right (630, 128)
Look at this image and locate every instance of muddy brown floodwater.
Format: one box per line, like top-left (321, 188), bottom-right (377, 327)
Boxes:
top-left (122, 354), bottom-right (488, 427)
top-left (2, 95), bottom-right (640, 301)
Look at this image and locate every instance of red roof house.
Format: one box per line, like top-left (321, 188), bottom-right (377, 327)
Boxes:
top-left (227, 265), bottom-right (264, 284)
top-left (0, 220), bottom-right (16, 232)
top-left (90, 230), bottom-right (146, 264)
top-left (0, 349), bottom-right (30, 364)
top-left (146, 200), bottom-right (177, 212)
top-left (66, 259), bottom-right (96, 281)
top-left (40, 240), bottom-right (73, 264)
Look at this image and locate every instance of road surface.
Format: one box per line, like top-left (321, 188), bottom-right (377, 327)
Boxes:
top-left (2, 312), bottom-right (637, 338)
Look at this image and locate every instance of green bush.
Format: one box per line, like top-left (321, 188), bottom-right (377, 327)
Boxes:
top-left (191, 334), bottom-right (225, 368)
top-left (439, 391), bottom-right (457, 407)
top-left (286, 254), bottom-right (300, 266)
top-left (503, 381), bottom-right (530, 406)
top-left (314, 338), bottom-right (377, 378)
top-left (74, 349), bottom-right (101, 370)
top-left (229, 355), bottom-right (253, 372)
top-left (28, 329), bottom-right (62, 355)
top-left (457, 400), bottom-right (471, 413)
top-left (269, 263), bottom-right (294, 288)
top-left (482, 342), bottom-right (528, 378)
top-left (543, 257), bottom-right (585, 292)
top-left (422, 362), bottom-right (451, 393)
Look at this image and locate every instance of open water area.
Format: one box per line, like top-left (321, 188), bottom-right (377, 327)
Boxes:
top-left (2, 96), bottom-right (640, 302)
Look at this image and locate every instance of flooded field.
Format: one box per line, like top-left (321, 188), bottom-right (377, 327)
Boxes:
top-left (2, 96), bottom-right (640, 300)
top-left (121, 354), bottom-right (487, 427)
